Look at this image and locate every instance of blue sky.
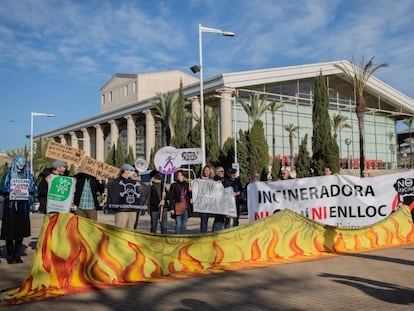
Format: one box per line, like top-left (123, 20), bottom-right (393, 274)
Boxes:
top-left (1, 0), bottom-right (414, 151)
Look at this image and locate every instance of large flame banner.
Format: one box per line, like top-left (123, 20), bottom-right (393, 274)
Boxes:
top-left (1, 206), bottom-right (414, 306)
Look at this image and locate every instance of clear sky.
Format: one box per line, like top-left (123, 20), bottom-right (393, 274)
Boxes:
top-left (1, 0), bottom-right (413, 152)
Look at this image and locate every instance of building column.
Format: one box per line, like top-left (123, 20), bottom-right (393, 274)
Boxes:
top-left (59, 134), bottom-right (67, 145)
top-left (189, 96), bottom-right (201, 128)
top-left (125, 115), bottom-right (136, 159)
top-left (144, 110), bottom-right (155, 162)
top-left (217, 87), bottom-right (235, 147)
top-left (69, 132), bottom-right (79, 149)
top-left (94, 124), bottom-right (104, 162)
top-left (108, 120), bottom-right (119, 148)
top-left (81, 128), bottom-right (91, 156)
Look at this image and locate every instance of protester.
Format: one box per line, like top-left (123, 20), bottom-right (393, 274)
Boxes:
top-left (0, 155), bottom-right (35, 264)
top-left (223, 167), bottom-right (243, 228)
top-left (149, 169), bottom-right (168, 234)
top-left (72, 172), bottom-right (105, 221)
top-left (280, 168), bottom-right (293, 180)
top-left (169, 169), bottom-right (191, 234)
top-left (37, 160), bottom-right (68, 213)
top-left (324, 167), bottom-right (332, 176)
top-left (106, 163), bottom-right (149, 230)
top-left (240, 171), bottom-right (260, 215)
top-left (212, 166), bottom-right (226, 232)
top-left (199, 165), bottom-right (213, 233)
top-left (362, 170), bottom-right (371, 177)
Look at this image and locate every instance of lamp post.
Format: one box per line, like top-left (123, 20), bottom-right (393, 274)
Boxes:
top-left (345, 138), bottom-right (352, 174)
top-left (30, 111), bottom-right (55, 174)
top-left (197, 24), bottom-right (235, 168)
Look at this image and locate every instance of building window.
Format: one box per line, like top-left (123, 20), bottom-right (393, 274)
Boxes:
top-left (133, 82), bottom-right (137, 93)
top-left (109, 91), bottom-right (112, 102)
top-left (124, 85), bottom-right (128, 96)
top-left (102, 94), bottom-right (105, 105)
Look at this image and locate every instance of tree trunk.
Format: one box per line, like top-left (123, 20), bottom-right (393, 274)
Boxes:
top-left (356, 94), bottom-right (366, 177)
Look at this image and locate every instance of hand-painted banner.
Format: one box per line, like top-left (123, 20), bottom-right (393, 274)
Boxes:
top-left (45, 140), bottom-right (85, 166)
top-left (154, 146), bottom-right (182, 175)
top-left (80, 155), bottom-right (120, 179)
top-left (47, 175), bottom-right (76, 213)
top-left (247, 171), bottom-right (414, 227)
top-left (9, 178), bottom-right (30, 200)
top-left (192, 179), bottom-right (237, 217)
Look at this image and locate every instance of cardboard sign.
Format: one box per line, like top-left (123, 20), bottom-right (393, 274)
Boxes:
top-left (45, 141), bottom-right (85, 166)
top-left (179, 148), bottom-right (202, 165)
top-left (80, 155), bottom-right (120, 179)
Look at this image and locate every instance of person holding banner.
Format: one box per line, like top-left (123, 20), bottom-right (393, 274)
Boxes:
top-left (149, 170), bottom-right (168, 234)
top-left (107, 164), bottom-right (149, 230)
top-left (0, 155), bottom-right (35, 264)
top-left (169, 170), bottom-right (192, 234)
top-left (223, 168), bottom-right (243, 228)
top-left (199, 165), bottom-right (213, 233)
top-left (73, 172), bottom-right (105, 221)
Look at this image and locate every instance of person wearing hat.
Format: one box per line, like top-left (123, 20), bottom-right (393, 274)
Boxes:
top-left (149, 169), bottom-right (168, 234)
top-left (73, 172), bottom-right (105, 221)
top-left (37, 160), bottom-right (68, 214)
top-left (106, 163), bottom-right (150, 230)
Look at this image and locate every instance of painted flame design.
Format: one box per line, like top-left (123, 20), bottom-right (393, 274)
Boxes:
top-left (1, 206), bottom-right (413, 306)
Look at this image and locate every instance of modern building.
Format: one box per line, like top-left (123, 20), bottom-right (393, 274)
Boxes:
top-left (38, 61), bottom-right (414, 170)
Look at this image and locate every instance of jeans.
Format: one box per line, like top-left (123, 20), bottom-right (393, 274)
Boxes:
top-left (151, 210), bottom-right (168, 234)
top-left (200, 213), bottom-right (210, 233)
top-left (212, 214), bottom-right (226, 232)
top-left (175, 209), bottom-right (188, 234)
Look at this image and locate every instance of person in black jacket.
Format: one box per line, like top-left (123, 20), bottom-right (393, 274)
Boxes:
top-left (73, 172), bottom-right (105, 221)
top-left (149, 170), bottom-right (168, 234)
top-left (169, 170), bottom-right (191, 234)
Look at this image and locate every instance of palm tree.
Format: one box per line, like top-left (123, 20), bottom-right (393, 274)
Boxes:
top-left (239, 92), bottom-right (269, 126)
top-left (335, 56), bottom-right (388, 177)
top-left (150, 91), bottom-right (179, 146)
top-left (332, 113), bottom-right (352, 141)
top-left (403, 118), bottom-right (413, 168)
top-left (283, 123), bottom-right (299, 168)
top-left (268, 100), bottom-right (284, 159)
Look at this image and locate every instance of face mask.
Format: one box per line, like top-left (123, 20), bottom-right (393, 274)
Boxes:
top-left (128, 171), bottom-right (134, 178)
top-left (15, 158), bottom-right (26, 169)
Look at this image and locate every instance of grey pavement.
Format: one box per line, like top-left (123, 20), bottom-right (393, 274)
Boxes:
top-left (1, 211), bottom-right (414, 310)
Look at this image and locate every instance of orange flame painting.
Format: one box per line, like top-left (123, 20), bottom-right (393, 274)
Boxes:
top-left (1, 206), bottom-right (413, 306)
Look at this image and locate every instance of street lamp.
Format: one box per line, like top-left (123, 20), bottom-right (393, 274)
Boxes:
top-left (345, 138), bottom-right (352, 174)
top-left (197, 23), bottom-right (235, 168)
top-left (30, 111), bottom-right (55, 174)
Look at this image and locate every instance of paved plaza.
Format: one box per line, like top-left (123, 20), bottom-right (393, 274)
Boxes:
top-left (1, 211), bottom-right (413, 310)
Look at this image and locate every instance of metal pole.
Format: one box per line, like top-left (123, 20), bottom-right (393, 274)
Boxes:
top-left (30, 111), bottom-right (34, 174)
top-left (198, 23), bottom-right (206, 168)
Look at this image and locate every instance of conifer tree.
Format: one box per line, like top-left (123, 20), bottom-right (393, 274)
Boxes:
top-left (217, 138), bottom-right (234, 172)
top-left (312, 72), bottom-right (339, 175)
top-left (296, 134), bottom-right (312, 178)
top-left (249, 120), bottom-right (269, 180)
top-left (105, 144), bottom-right (116, 166)
top-left (271, 157), bottom-right (282, 181)
top-left (237, 129), bottom-right (250, 184)
top-left (173, 79), bottom-right (189, 148)
top-left (125, 146), bottom-right (135, 165)
top-left (115, 136), bottom-right (126, 167)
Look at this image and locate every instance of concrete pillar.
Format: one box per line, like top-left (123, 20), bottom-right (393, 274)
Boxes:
top-left (216, 88), bottom-right (235, 146)
top-left (94, 124), bottom-right (104, 162)
top-left (144, 110), bottom-right (155, 162)
top-left (81, 128), bottom-right (91, 157)
top-left (125, 115), bottom-right (136, 159)
top-left (69, 132), bottom-right (79, 149)
top-left (59, 134), bottom-right (67, 145)
top-left (108, 120), bottom-right (118, 148)
top-left (189, 96), bottom-right (200, 128)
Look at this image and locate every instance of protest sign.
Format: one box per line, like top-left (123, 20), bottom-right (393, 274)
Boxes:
top-left (47, 175), bottom-right (76, 213)
top-left (179, 148), bottom-right (202, 165)
top-left (45, 141), bottom-right (85, 166)
top-left (80, 156), bottom-right (120, 179)
top-left (9, 179), bottom-right (31, 200)
top-left (192, 179), bottom-right (237, 217)
top-left (247, 171), bottom-right (414, 227)
top-left (154, 146), bottom-right (182, 174)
